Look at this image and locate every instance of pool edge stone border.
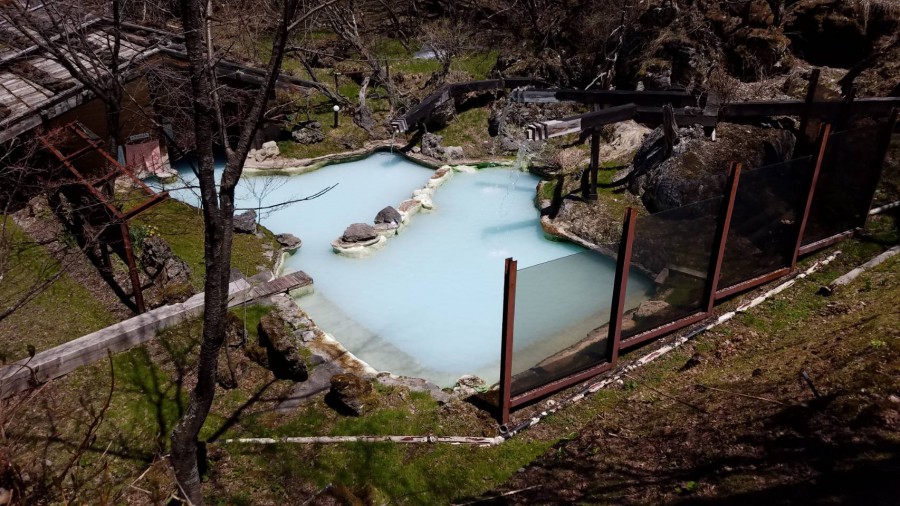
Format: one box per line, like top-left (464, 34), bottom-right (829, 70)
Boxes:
top-left (331, 164), bottom-right (457, 258)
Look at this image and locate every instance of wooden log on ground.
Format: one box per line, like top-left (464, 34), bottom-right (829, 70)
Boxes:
top-left (818, 245), bottom-right (899, 295)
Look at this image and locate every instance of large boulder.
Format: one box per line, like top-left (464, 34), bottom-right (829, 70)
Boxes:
top-left (328, 373), bottom-right (377, 416)
top-left (421, 133), bottom-right (445, 159)
top-left (627, 123), bottom-right (796, 212)
top-left (257, 313), bottom-right (308, 382)
top-left (141, 236), bottom-right (193, 304)
top-left (341, 223), bottom-right (378, 243)
top-left (233, 210), bottom-right (257, 234)
top-left (374, 206), bottom-right (402, 226)
top-left (275, 233), bottom-right (302, 252)
top-left (251, 140), bottom-right (280, 162)
top-left (635, 300), bottom-right (671, 319)
top-left (141, 236), bottom-right (173, 276)
top-left (442, 146), bottom-right (465, 162)
top-left (291, 121), bottom-right (325, 144)
top-left (452, 375), bottom-right (487, 398)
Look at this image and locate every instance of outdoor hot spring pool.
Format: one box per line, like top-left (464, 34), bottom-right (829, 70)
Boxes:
top-left (157, 153), bottom-right (652, 386)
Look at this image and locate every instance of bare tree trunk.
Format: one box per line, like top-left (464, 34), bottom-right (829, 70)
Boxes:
top-left (169, 0), bottom-right (317, 503)
top-left (168, 2), bottom-right (222, 501)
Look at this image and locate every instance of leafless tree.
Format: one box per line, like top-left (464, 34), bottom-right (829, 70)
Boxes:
top-left (167, 0), bottom-right (336, 503)
top-left (321, 0), bottom-right (403, 114)
top-left (418, 18), bottom-right (473, 83)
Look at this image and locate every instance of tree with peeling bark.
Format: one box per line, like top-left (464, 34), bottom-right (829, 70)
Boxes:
top-left (168, 0), bottom-right (335, 503)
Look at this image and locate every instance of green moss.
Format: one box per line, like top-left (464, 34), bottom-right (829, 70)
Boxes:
top-left (229, 304), bottom-right (274, 342)
top-left (131, 199), bottom-right (280, 290)
top-left (436, 107), bottom-right (491, 151)
top-left (0, 219), bottom-right (116, 359)
top-left (540, 180), bottom-right (557, 200)
top-left (455, 51), bottom-right (499, 80)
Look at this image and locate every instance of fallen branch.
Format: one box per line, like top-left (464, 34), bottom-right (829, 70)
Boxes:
top-left (869, 200), bottom-right (900, 215)
top-left (623, 373), bottom-right (708, 413)
top-left (451, 485), bottom-right (542, 505)
top-left (819, 245), bottom-right (899, 295)
top-left (695, 384), bottom-right (785, 406)
top-left (223, 435), bottom-right (503, 446)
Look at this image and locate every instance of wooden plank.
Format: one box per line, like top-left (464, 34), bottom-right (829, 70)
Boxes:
top-left (511, 88), bottom-right (695, 107)
top-left (0, 270), bottom-right (315, 398)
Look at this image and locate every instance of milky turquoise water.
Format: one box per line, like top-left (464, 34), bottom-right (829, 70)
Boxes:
top-left (158, 153), bottom-right (651, 386)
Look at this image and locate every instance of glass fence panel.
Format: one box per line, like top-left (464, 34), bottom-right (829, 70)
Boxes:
top-left (872, 124), bottom-right (900, 209)
top-left (718, 158), bottom-right (812, 290)
top-left (803, 123), bottom-right (890, 247)
top-left (510, 247), bottom-right (652, 397)
top-left (621, 196), bottom-right (722, 340)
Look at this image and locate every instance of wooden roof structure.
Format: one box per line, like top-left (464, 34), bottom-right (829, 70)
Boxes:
top-left (0, 2), bottom-right (165, 143)
top-left (0, 2), bottom-right (330, 145)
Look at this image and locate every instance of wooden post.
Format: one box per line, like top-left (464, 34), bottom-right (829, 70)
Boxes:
top-left (588, 130), bottom-right (600, 201)
top-left (606, 207), bottom-right (637, 365)
top-left (704, 162), bottom-right (742, 312)
top-left (792, 124), bottom-right (832, 269)
top-left (861, 109), bottom-right (899, 223)
top-left (797, 68), bottom-right (820, 153)
top-left (498, 257), bottom-right (517, 425)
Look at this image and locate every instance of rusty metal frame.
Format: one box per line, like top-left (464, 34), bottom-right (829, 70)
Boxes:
top-left (509, 361), bottom-right (615, 409)
top-left (798, 231), bottom-right (856, 257)
top-left (494, 103), bottom-right (898, 423)
top-left (797, 111), bottom-right (897, 257)
top-left (498, 257), bottom-right (517, 425)
top-left (792, 124), bottom-right (832, 269)
top-left (715, 267), bottom-right (792, 300)
top-left (704, 162), bottom-right (742, 312)
top-left (606, 207), bottom-right (637, 364)
top-left (502, 208), bottom-right (640, 415)
top-left (586, 129), bottom-right (600, 201)
top-left (37, 122), bottom-right (170, 314)
top-left (619, 312), bottom-right (710, 351)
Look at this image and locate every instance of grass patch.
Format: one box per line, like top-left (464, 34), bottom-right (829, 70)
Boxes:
top-left (0, 219), bottom-right (116, 359)
top-left (436, 107), bottom-right (491, 155)
top-left (229, 304), bottom-right (274, 342)
top-left (131, 199), bottom-right (279, 290)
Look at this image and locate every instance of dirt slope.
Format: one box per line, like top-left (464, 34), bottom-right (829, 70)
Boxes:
top-left (488, 238), bottom-right (900, 504)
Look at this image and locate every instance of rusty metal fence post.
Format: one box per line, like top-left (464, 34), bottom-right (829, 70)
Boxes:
top-left (704, 162), bottom-right (742, 312)
top-left (792, 124), bottom-right (832, 268)
top-left (498, 257), bottom-right (517, 425)
top-left (606, 207), bottom-right (637, 365)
